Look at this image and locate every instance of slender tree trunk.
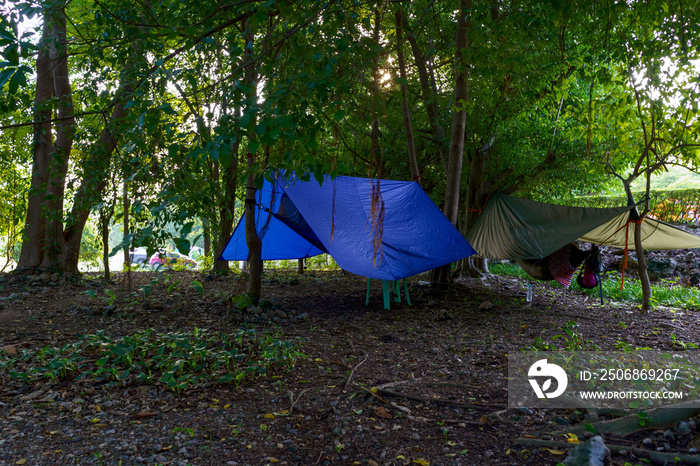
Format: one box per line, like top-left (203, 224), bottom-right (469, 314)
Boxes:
top-left (297, 258), bottom-right (304, 274)
top-left (370, 1), bottom-right (383, 178)
top-left (61, 36), bottom-right (146, 273)
top-left (459, 143), bottom-right (491, 277)
top-left (213, 134), bottom-right (240, 271)
top-left (432, 0), bottom-right (470, 284)
top-left (122, 180), bottom-right (131, 268)
top-left (243, 25), bottom-right (262, 304)
top-left (396, 7), bottom-right (420, 186)
top-left (203, 217), bottom-right (211, 257)
top-left (634, 222), bottom-right (652, 311)
top-left (634, 174), bottom-right (652, 311)
top-left (405, 19), bottom-right (447, 173)
top-left (101, 209), bottom-right (111, 280)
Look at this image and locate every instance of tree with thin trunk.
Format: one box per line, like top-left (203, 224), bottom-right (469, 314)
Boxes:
top-left (395, 7), bottom-right (420, 186)
top-left (242, 24), bottom-right (263, 304)
top-left (431, 0), bottom-right (470, 284)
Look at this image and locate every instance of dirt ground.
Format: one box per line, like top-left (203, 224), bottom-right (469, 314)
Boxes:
top-left (0, 267), bottom-right (699, 465)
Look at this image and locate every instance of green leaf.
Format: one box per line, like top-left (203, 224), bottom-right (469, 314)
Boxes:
top-left (8, 69), bottom-right (23, 93)
top-left (191, 280), bottom-right (204, 296)
top-left (248, 139), bottom-right (260, 155)
top-left (167, 280), bottom-right (181, 294)
top-left (0, 68), bottom-right (14, 89)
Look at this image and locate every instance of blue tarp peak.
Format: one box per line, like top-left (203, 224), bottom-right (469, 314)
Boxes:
top-left (219, 173), bottom-right (475, 280)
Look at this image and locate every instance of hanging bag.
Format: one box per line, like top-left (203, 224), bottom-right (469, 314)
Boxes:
top-left (577, 264), bottom-right (598, 289)
top-left (576, 245), bottom-right (603, 290)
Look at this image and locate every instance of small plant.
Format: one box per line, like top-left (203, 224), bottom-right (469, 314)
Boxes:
top-left (671, 334), bottom-right (699, 350)
top-left (524, 321), bottom-right (598, 351)
top-left (84, 288), bottom-right (117, 306)
top-left (173, 427), bottom-right (195, 437)
top-left (191, 280), bottom-right (204, 296)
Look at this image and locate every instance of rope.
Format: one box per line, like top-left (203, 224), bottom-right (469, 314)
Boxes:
top-left (619, 218), bottom-right (643, 290)
top-left (465, 193), bottom-right (491, 214)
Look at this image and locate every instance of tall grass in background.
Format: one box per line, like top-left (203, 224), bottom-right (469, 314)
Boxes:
top-left (490, 261), bottom-right (700, 309)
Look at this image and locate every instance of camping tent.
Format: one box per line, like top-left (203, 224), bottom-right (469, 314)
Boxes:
top-left (219, 174), bottom-right (476, 280)
top-left (465, 192), bottom-right (700, 260)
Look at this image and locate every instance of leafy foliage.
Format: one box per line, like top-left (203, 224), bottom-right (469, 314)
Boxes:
top-left (0, 328), bottom-right (305, 393)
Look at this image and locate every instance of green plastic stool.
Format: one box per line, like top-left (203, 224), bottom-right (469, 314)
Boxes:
top-left (365, 278), bottom-right (411, 309)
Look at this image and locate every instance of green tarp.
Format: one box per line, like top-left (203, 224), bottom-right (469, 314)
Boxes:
top-left (466, 192), bottom-right (700, 260)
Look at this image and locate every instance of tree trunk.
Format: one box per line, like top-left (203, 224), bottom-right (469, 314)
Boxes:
top-left (370, 1), bottom-right (383, 178)
top-left (101, 209), bottom-right (111, 280)
top-left (62, 97), bottom-right (130, 273)
top-left (395, 7), bottom-right (420, 186)
top-left (243, 26), bottom-right (262, 305)
top-left (40, 3), bottom-right (74, 270)
top-left (61, 35), bottom-right (146, 273)
top-left (122, 180), bottom-right (130, 268)
top-left (17, 7), bottom-right (58, 270)
top-left (405, 16), bottom-right (447, 173)
top-left (458, 139), bottom-right (495, 277)
top-left (634, 221), bottom-right (652, 311)
top-left (432, 0), bottom-right (470, 284)
top-left (203, 217), bottom-right (211, 257)
top-left (297, 258), bottom-right (304, 274)
top-left (213, 134), bottom-right (240, 271)
top-left (19, 8), bottom-right (142, 274)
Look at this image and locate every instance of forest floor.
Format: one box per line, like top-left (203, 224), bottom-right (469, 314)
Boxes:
top-left (0, 268), bottom-right (699, 466)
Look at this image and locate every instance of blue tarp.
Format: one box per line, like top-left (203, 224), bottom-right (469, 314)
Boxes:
top-left (219, 174), bottom-right (476, 280)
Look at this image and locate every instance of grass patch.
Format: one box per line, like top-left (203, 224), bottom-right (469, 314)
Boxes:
top-left (488, 261), bottom-right (530, 279)
top-left (570, 275), bottom-right (700, 309)
top-left (0, 328), bottom-right (305, 393)
top-left (491, 261), bottom-right (700, 309)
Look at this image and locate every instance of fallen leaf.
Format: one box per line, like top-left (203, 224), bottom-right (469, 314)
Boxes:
top-left (565, 433), bottom-right (581, 444)
top-left (269, 458), bottom-right (280, 463)
top-left (16, 459), bottom-right (27, 465)
top-left (20, 390), bottom-right (44, 401)
top-left (131, 411), bottom-right (157, 419)
top-left (543, 447), bottom-right (566, 455)
top-left (264, 413), bottom-right (275, 419)
top-left (413, 459), bottom-right (430, 465)
top-left (374, 406), bottom-right (392, 419)
top-left (2, 345), bottom-right (17, 355)
top-left (523, 434), bottom-right (536, 438)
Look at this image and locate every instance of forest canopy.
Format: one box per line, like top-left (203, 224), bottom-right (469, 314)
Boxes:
top-left (1, 0), bottom-right (699, 289)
